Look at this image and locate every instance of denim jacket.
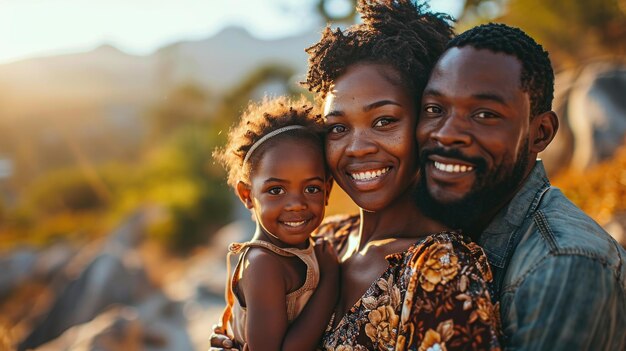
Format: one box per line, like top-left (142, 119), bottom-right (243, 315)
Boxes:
top-left (478, 160), bottom-right (626, 350)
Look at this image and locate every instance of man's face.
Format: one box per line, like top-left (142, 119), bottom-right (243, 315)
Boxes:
top-left (415, 46), bottom-right (534, 229)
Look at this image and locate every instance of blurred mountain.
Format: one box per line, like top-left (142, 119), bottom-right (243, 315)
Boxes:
top-left (0, 26), bottom-right (319, 188)
top-left (155, 26), bottom-right (317, 91)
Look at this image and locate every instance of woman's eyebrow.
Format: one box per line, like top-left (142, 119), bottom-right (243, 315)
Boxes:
top-left (324, 110), bottom-right (344, 118)
top-left (364, 100), bottom-right (401, 112)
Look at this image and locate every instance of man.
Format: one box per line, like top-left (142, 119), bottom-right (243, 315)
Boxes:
top-left (416, 23), bottom-right (626, 349)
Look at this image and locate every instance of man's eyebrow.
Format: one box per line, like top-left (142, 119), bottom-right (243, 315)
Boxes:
top-left (422, 88), bottom-right (443, 97)
top-left (472, 93), bottom-right (507, 105)
top-left (423, 88), bottom-right (508, 106)
top-left (363, 100), bottom-right (401, 112)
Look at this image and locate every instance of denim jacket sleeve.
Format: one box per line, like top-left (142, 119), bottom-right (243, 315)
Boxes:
top-left (503, 254), bottom-right (626, 350)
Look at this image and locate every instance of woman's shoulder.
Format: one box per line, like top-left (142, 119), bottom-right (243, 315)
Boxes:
top-left (397, 231), bottom-right (501, 350)
top-left (312, 213), bottom-right (360, 253)
top-left (313, 213), bottom-right (360, 239)
top-left (404, 231), bottom-right (494, 290)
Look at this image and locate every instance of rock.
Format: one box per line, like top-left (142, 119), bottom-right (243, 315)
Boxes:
top-left (605, 212), bottom-right (626, 248)
top-left (34, 293), bottom-right (194, 351)
top-left (0, 248), bottom-right (37, 299)
top-left (18, 252), bottom-right (154, 350)
top-left (542, 62), bottom-right (626, 175)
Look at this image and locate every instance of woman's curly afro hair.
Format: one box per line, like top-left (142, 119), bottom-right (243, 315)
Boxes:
top-left (303, 0), bottom-right (454, 101)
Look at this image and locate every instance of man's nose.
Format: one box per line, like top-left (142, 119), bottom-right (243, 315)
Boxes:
top-left (431, 112), bottom-right (471, 147)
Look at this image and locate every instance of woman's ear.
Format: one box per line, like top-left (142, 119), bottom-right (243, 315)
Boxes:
top-left (530, 110), bottom-right (559, 154)
top-left (324, 177), bottom-right (334, 206)
top-left (236, 181), bottom-right (253, 209)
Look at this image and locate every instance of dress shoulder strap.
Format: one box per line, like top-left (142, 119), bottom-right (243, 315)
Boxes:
top-left (229, 240), bottom-right (297, 257)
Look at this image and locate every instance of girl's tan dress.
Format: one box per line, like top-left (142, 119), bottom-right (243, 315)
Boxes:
top-left (220, 239), bottom-right (319, 346)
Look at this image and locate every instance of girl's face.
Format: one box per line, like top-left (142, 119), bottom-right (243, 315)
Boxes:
top-left (323, 63), bottom-right (418, 212)
top-left (237, 138), bottom-right (330, 248)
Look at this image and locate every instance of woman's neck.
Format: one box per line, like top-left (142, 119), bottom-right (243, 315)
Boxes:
top-left (356, 191), bottom-right (449, 249)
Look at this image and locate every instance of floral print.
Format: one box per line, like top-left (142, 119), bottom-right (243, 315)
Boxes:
top-left (418, 243), bottom-right (459, 292)
top-left (314, 215), bottom-right (501, 350)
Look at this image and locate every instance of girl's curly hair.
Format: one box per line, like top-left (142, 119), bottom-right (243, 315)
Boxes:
top-left (213, 95), bottom-right (325, 189)
top-left (303, 0), bottom-right (454, 101)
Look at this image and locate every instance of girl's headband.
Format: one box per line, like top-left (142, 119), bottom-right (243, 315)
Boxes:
top-left (243, 125), bottom-right (306, 165)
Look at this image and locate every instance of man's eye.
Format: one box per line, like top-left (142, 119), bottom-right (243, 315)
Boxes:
top-left (268, 187), bottom-right (285, 195)
top-left (474, 111), bottom-right (497, 119)
top-left (373, 118), bottom-right (395, 127)
top-left (424, 105), bottom-right (442, 114)
top-left (329, 125), bottom-right (346, 134)
top-left (304, 186), bottom-right (321, 194)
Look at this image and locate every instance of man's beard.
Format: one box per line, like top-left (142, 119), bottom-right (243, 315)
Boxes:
top-left (415, 139), bottom-right (529, 232)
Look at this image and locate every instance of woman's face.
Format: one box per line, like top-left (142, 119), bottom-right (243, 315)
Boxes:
top-left (323, 63), bottom-right (418, 212)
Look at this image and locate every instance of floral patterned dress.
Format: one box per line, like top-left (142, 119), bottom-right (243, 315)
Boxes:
top-left (314, 214), bottom-right (501, 351)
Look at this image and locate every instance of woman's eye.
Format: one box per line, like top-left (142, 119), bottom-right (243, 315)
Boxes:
top-left (304, 186), bottom-right (321, 194)
top-left (329, 125), bottom-right (346, 134)
top-left (373, 118), bottom-right (394, 127)
top-left (424, 105), bottom-right (442, 114)
top-left (268, 187), bottom-right (285, 195)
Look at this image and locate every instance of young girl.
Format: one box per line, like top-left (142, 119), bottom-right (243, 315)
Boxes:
top-left (213, 96), bottom-right (338, 351)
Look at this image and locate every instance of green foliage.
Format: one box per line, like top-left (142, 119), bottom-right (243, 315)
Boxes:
top-left (458, 0), bottom-right (626, 67)
top-left (144, 83), bottom-right (214, 146)
top-left (24, 168), bottom-right (107, 214)
top-left (2, 64), bottom-right (313, 253)
top-left (128, 125), bottom-right (233, 253)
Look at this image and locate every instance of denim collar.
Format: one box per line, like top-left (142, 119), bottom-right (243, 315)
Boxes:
top-left (478, 160), bottom-right (551, 268)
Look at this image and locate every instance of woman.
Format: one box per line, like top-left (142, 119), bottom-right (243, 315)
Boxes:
top-left (213, 1), bottom-right (500, 349)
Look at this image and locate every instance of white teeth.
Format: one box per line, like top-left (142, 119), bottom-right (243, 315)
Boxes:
top-left (284, 220), bottom-right (306, 227)
top-left (350, 167), bottom-right (390, 181)
top-left (434, 161), bottom-right (474, 173)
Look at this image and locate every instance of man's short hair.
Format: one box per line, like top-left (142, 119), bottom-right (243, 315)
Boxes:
top-left (447, 23), bottom-right (554, 118)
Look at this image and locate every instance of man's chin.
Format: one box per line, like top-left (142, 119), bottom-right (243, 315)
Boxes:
top-left (414, 181), bottom-right (486, 232)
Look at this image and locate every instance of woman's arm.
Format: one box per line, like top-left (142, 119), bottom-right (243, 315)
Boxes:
top-left (281, 239), bottom-right (339, 351)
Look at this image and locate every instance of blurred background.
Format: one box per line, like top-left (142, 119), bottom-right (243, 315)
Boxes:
top-left (0, 0), bottom-right (624, 350)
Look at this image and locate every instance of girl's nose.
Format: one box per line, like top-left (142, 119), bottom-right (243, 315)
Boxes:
top-left (285, 194), bottom-right (307, 211)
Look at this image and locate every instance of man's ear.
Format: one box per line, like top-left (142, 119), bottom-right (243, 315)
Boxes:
top-left (236, 181), bottom-right (253, 209)
top-left (530, 111), bottom-right (559, 154)
top-left (324, 177), bottom-right (334, 206)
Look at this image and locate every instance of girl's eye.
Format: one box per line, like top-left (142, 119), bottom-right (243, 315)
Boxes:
top-left (424, 105), bottom-right (442, 114)
top-left (304, 186), bottom-right (321, 194)
top-left (329, 125), bottom-right (346, 134)
top-left (268, 187), bottom-right (285, 195)
top-left (373, 117), bottom-right (395, 127)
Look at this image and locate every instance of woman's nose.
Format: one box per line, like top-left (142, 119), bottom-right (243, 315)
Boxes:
top-left (345, 129), bottom-right (378, 157)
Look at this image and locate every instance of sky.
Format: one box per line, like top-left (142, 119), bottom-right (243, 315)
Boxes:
top-left (0, 0), bottom-right (463, 64)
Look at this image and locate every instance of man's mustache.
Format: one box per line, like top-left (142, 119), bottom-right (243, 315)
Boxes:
top-left (419, 147), bottom-right (488, 173)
